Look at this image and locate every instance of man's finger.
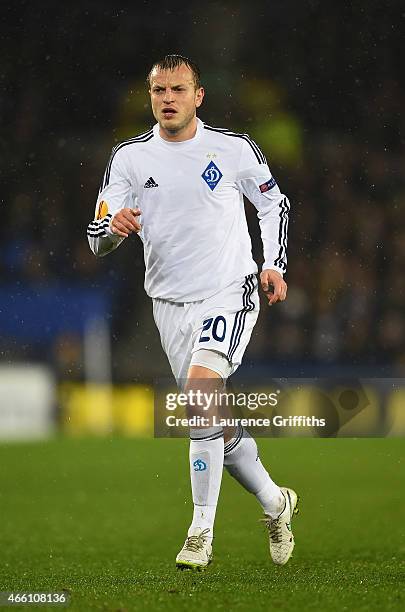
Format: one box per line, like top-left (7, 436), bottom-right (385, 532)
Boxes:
top-left (111, 220), bottom-right (129, 237)
top-left (266, 281), bottom-right (285, 305)
top-left (118, 211), bottom-right (142, 230)
top-left (268, 292), bottom-right (280, 305)
top-left (116, 220), bottom-right (136, 233)
top-left (122, 209), bottom-right (141, 220)
top-left (122, 217), bottom-right (142, 232)
top-left (114, 216), bottom-right (141, 232)
top-left (111, 226), bottom-right (128, 238)
top-left (113, 219), bottom-right (140, 234)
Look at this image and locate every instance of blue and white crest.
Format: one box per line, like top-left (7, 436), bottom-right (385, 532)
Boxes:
top-left (202, 161), bottom-right (223, 191)
top-left (193, 458), bottom-right (207, 471)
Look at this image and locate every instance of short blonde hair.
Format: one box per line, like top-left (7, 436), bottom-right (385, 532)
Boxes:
top-left (147, 54), bottom-right (201, 89)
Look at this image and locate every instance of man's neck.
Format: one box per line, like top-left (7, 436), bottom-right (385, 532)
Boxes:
top-left (159, 117), bottom-right (198, 142)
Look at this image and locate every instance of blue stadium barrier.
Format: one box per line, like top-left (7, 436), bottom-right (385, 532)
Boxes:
top-left (0, 285), bottom-right (110, 342)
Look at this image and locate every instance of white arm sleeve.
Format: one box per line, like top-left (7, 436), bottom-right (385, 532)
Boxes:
top-left (87, 146), bottom-right (135, 257)
top-left (236, 138), bottom-right (290, 275)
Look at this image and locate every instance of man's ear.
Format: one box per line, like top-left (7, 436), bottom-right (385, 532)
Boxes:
top-left (196, 87), bottom-right (205, 108)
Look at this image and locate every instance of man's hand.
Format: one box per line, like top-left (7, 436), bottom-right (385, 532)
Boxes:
top-left (110, 208), bottom-right (142, 238)
top-left (260, 269), bottom-right (287, 306)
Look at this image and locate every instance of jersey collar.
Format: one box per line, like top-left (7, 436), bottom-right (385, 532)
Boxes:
top-left (153, 117), bottom-right (203, 146)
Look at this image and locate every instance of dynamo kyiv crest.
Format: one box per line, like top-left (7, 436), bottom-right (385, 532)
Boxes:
top-left (193, 458), bottom-right (207, 471)
top-left (202, 161), bottom-right (223, 191)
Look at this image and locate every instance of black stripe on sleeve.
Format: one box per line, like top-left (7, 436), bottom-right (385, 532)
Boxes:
top-left (273, 198), bottom-right (290, 270)
top-left (203, 124), bottom-right (267, 165)
top-left (88, 219), bottom-right (111, 230)
top-left (87, 214), bottom-right (112, 237)
top-left (87, 228), bottom-right (108, 238)
top-left (103, 129), bottom-right (154, 189)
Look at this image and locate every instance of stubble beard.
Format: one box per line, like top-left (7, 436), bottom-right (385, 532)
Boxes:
top-left (160, 108), bottom-right (196, 136)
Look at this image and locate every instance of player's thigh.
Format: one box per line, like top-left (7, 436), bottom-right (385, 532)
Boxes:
top-left (152, 298), bottom-right (193, 382)
top-left (191, 275), bottom-right (260, 374)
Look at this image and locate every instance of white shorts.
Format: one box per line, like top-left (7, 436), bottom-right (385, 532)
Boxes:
top-left (152, 274), bottom-right (260, 383)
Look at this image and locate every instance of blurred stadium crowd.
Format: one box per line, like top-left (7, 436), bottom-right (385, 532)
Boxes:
top-left (1, 1), bottom-right (404, 380)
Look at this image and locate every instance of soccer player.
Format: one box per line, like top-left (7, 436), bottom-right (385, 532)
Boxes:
top-left (87, 55), bottom-right (298, 569)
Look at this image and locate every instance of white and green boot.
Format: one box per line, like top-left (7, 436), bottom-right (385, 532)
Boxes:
top-left (261, 487), bottom-right (299, 565)
top-left (176, 527), bottom-right (213, 570)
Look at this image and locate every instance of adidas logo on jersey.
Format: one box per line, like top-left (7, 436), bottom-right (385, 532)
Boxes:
top-left (144, 177), bottom-right (158, 188)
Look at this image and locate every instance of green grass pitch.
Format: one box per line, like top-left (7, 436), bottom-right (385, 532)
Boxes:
top-left (0, 437), bottom-right (404, 611)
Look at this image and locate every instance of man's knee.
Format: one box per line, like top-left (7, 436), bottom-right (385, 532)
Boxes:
top-left (184, 350), bottom-right (230, 420)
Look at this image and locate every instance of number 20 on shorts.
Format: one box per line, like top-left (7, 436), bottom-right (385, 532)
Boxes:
top-left (199, 316), bottom-right (227, 343)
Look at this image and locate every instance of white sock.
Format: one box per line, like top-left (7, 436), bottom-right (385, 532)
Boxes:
top-left (224, 426), bottom-right (284, 518)
top-left (188, 427), bottom-right (224, 541)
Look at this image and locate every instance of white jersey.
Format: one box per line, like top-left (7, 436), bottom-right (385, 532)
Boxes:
top-left (87, 118), bottom-right (290, 302)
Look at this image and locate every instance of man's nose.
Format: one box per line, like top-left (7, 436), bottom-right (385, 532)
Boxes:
top-left (163, 89), bottom-right (175, 103)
